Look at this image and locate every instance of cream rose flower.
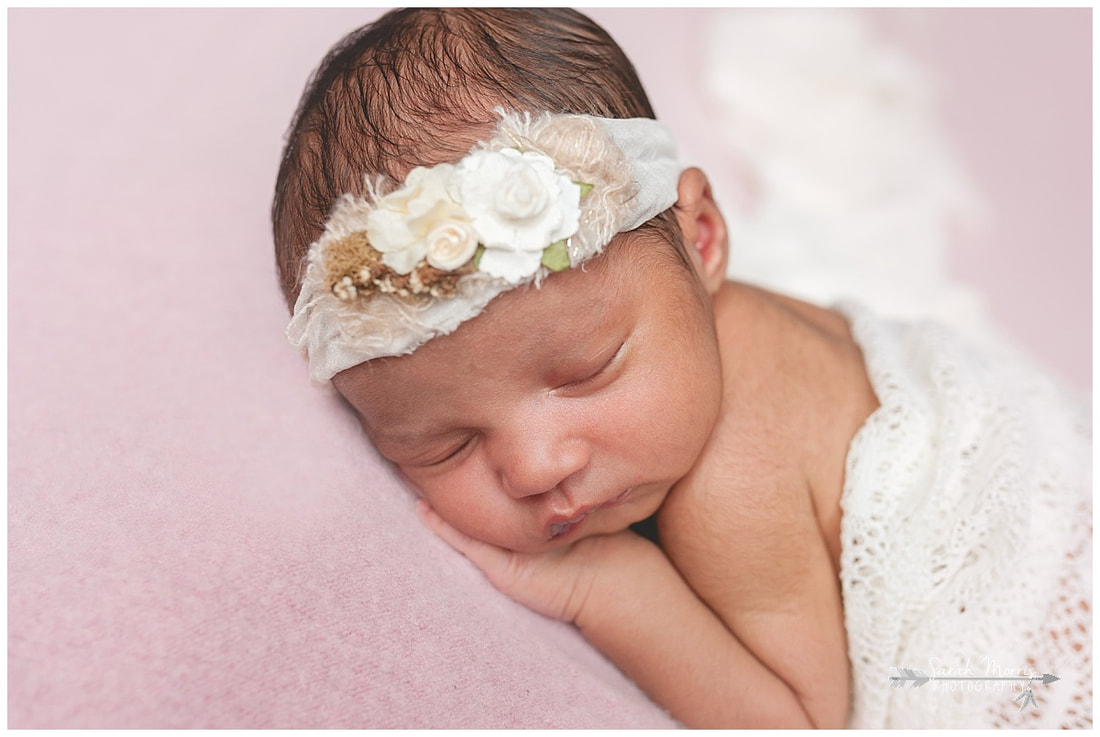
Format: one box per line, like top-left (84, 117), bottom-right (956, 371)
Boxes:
top-left (366, 164), bottom-right (470, 275)
top-left (425, 220), bottom-right (479, 271)
top-left (457, 148), bottom-right (581, 282)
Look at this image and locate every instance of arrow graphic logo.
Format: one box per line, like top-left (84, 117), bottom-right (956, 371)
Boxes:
top-left (890, 667), bottom-right (931, 687)
top-left (889, 667), bottom-right (1060, 713)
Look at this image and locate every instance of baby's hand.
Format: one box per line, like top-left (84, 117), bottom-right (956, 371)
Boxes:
top-left (415, 500), bottom-right (632, 623)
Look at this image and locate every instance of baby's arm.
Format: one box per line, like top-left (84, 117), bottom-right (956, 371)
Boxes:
top-left (417, 502), bottom-right (820, 728)
top-left (570, 528), bottom-right (822, 727)
top-left (657, 469), bottom-right (851, 730)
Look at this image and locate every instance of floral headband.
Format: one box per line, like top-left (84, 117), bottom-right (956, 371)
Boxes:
top-left (287, 110), bottom-right (681, 382)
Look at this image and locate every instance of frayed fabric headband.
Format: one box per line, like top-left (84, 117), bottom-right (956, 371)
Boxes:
top-left (287, 110), bottom-right (682, 383)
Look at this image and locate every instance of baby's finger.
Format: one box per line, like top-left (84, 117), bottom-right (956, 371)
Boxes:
top-left (415, 500), bottom-right (513, 573)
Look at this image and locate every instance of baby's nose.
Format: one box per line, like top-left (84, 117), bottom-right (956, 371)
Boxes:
top-left (495, 430), bottom-right (589, 500)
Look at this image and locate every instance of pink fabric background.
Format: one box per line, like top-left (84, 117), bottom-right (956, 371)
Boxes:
top-left (8, 9), bottom-right (1090, 728)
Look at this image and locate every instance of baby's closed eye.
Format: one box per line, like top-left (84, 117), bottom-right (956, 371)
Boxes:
top-left (552, 340), bottom-right (626, 394)
top-left (425, 434), bottom-right (478, 467)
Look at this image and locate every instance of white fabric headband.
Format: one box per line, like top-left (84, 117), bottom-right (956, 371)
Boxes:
top-left (287, 110), bottom-right (682, 383)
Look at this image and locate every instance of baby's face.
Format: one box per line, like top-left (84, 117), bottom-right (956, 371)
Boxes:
top-left (334, 233), bottom-right (723, 553)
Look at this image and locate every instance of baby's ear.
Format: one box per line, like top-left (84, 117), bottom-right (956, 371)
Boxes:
top-left (673, 167), bottom-right (728, 295)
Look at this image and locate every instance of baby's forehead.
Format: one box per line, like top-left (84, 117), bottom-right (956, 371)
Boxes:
top-left (470, 231), bottom-right (669, 333)
top-left (337, 241), bottom-right (644, 408)
top-left (413, 245), bottom-right (632, 356)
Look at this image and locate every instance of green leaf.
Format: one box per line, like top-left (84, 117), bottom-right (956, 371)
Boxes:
top-left (472, 244), bottom-right (486, 270)
top-left (577, 182), bottom-right (594, 199)
top-left (541, 240), bottom-right (570, 271)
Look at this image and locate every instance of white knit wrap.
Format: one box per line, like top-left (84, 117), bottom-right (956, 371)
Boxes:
top-left (838, 302), bottom-right (1092, 729)
top-left (286, 111), bottom-right (681, 383)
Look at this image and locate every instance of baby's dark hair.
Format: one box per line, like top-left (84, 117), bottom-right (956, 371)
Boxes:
top-left (272, 7), bottom-right (685, 310)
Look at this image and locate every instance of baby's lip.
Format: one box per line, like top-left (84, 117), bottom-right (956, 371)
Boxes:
top-left (548, 507), bottom-right (596, 539)
top-left (548, 488), bottom-right (632, 539)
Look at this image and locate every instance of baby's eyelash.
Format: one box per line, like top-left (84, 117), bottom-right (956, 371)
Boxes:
top-left (429, 435), bottom-right (476, 466)
top-left (565, 341), bottom-right (625, 389)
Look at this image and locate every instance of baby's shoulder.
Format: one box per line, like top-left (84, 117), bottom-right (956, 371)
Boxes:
top-left (696, 286), bottom-right (879, 575)
top-left (657, 419), bottom-right (831, 609)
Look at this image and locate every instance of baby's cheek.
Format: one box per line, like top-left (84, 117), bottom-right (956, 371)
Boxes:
top-left (421, 466), bottom-right (512, 543)
top-left (646, 382), bottom-right (716, 464)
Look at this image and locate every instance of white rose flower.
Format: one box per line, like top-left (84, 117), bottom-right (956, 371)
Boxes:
top-left (458, 148), bottom-right (581, 282)
top-left (425, 220), bottom-right (478, 271)
top-left (366, 164), bottom-right (469, 275)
